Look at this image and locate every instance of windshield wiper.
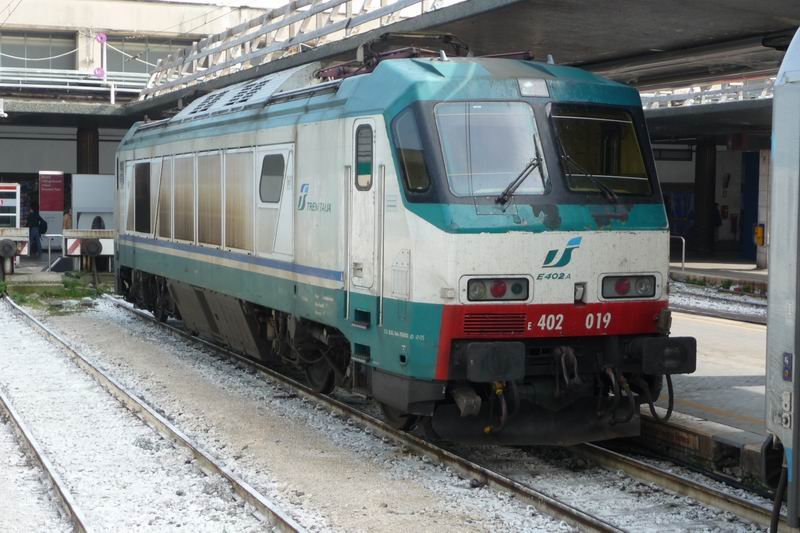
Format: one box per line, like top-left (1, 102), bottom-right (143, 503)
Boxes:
top-left (557, 144), bottom-right (618, 203)
top-left (495, 141), bottom-right (542, 207)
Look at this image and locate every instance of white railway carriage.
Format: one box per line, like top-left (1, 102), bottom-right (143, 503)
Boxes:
top-left (116, 56), bottom-right (695, 444)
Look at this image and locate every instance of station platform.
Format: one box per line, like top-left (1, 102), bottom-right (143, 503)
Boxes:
top-left (635, 311), bottom-right (770, 488)
top-left (669, 259), bottom-right (767, 293)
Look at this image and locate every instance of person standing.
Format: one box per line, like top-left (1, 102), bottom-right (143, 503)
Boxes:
top-left (26, 204), bottom-right (46, 258)
top-left (63, 208), bottom-right (72, 230)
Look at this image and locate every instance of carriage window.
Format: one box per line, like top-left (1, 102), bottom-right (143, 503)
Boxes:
top-left (198, 153), bottom-right (222, 246)
top-left (552, 104), bottom-right (651, 196)
top-left (259, 154), bottom-right (285, 204)
top-left (174, 156), bottom-right (194, 241)
top-left (393, 107), bottom-right (431, 192)
top-left (355, 125), bottom-right (373, 190)
top-left (134, 162), bottom-right (151, 233)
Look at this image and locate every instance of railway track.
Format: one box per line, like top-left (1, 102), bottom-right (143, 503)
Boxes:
top-left (3, 296), bottom-right (303, 533)
top-left (0, 387), bottom-right (88, 532)
top-left (101, 294), bottom-right (786, 532)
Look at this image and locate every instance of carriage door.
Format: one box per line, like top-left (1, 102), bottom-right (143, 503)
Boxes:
top-left (349, 120), bottom-right (377, 292)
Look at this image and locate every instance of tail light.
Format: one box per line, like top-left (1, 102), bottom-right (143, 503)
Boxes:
top-left (602, 275), bottom-right (656, 299)
top-left (468, 278), bottom-right (529, 301)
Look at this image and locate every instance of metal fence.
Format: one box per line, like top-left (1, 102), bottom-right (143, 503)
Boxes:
top-left (640, 77), bottom-right (774, 109)
top-left (0, 67), bottom-right (149, 102)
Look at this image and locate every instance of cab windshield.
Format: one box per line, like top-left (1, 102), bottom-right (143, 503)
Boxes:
top-left (552, 104), bottom-right (652, 196)
top-left (434, 101), bottom-right (546, 197)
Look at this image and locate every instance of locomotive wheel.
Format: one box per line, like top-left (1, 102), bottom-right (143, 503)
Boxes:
top-left (380, 403), bottom-right (418, 431)
top-left (304, 359), bottom-right (335, 395)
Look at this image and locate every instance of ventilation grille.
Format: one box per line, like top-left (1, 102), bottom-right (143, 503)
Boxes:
top-left (463, 314), bottom-right (527, 335)
top-left (190, 91), bottom-right (228, 115)
top-left (226, 79), bottom-right (270, 107)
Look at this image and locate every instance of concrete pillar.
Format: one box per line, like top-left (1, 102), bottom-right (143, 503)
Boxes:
top-left (757, 149), bottom-right (771, 269)
top-left (76, 126), bottom-right (99, 174)
top-left (693, 139), bottom-right (717, 254)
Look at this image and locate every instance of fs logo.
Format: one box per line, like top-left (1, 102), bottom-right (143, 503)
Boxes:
top-left (542, 236), bottom-right (582, 268)
top-left (297, 183), bottom-right (310, 210)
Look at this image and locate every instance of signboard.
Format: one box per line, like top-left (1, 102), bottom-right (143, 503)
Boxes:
top-left (39, 172), bottom-right (64, 251)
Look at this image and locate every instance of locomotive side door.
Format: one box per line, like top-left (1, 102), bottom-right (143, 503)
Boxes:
top-left (349, 119), bottom-right (378, 293)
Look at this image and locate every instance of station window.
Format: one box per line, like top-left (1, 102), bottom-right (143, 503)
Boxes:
top-left (107, 37), bottom-right (192, 74)
top-left (173, 156), bottom-right (194, 241)
top-left (259, 154), bottom-right (285, 204)
top-left (355, 125), bottom-right (373, 190)
top-left (134, 162), bottom-right (151, 234)
top-left (225, 151), bottom-right (254, 250)
top-left (198, 153), bottom-right (222, 246)
top-left (157, 158), bottom-right (172, 239)
top-left (393, 108), bottom-right (430, 192)
top-left (0, 32), bottom-right (76, 70)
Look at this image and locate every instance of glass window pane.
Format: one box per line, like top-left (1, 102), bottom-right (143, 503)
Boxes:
top-left (198, 153), bottom-right (222, 245)
top-left (393, 108), bottom-right (430, 192)
top-left (174, 157), bottom-right (194, 241)
top-left (435, 102), bottom-right (544, 197)
top-left (157, 158), bottom-right (172, 239)
top-left (134, 162), bottom-right (151, 234)
top-left (225, 151), bottom-right (254, 250)
top-left (259, 154), bottom-right (285, 204)
top-left (355, 125), bottom-right (373, 190)
top-left (552, 104), bottom-right (652, 196)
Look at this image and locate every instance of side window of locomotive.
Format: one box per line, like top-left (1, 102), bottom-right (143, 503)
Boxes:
top-left (198, 153), bottom-right (222, 246)
top-left (157, 158), bottom-right (173, 239)
top-left (355, 125), bottom-right (373, 190)
top-left (393, 108), bottom-right (431, 192)
top-left (134, 162), bottom-right (151, 234)
top-left (173, 156), bottom-right (195, 242)
top-left (259, 154), bottom-right (285, 204)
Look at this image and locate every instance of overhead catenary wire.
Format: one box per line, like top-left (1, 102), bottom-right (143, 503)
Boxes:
top-left (106, 43), bottom-right (159, 69)
top-left (0, 0), bottom-right (23, 29)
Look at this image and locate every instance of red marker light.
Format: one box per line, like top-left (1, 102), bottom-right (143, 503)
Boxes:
top-left (614, 278), bottom-right (631, 295)
top-left (490, 280), bottom-right (507, 298)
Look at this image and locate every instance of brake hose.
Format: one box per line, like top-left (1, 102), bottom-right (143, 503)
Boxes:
top-left (642, 375), bottom-right (674, 423)
top-left (771, 465), bottom-right (787, 533)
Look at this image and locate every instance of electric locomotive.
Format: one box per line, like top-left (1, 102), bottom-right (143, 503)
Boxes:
top-left (116, 47), bottom-right (696, 445)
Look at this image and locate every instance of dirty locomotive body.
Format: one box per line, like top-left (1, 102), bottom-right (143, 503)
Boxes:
top-left (116, 56), bottom-right (696, 445)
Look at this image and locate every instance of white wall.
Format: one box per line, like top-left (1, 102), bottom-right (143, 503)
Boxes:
top-left (0, 126), bottom-right (125, 174)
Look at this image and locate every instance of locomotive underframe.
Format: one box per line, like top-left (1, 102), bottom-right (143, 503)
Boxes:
top-left (118, 266), bottom-right (695, 445)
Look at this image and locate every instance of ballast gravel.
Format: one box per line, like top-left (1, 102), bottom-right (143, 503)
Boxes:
top-left (0, 416), bottom-right (71, 533)
top-left (0, 300), bottom-right (266, 532)
top-left (40, 299), bottom-right (568, 532)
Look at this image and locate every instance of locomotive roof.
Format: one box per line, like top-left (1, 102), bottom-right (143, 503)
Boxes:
top-left (120, 57), bottom-right (640, 150)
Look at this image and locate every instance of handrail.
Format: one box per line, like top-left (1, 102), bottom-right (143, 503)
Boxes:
top-left (670, 235), bottom-right (686, 271)
top-left (140, 0), bottom-right (457, 99)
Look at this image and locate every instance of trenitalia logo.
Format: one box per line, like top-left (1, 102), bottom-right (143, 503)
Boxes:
top-left (297, 183), bottom-right (309, 210)
top-left (542, 236), bottom-right (582, 268)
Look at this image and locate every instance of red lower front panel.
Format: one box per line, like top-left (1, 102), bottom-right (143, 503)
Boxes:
top-left (434, 300), bottom-right (669, 380)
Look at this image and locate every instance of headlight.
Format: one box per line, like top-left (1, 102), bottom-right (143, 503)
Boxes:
top-left (602, 275), bottom-right (656, 299)
top-left (467, 278), bottom-right (529, 301)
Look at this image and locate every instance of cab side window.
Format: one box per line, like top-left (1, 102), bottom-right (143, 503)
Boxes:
top-left (259, 154), bottom-right (285, 204)
top-left (355, 125), bottom-right (373, 190)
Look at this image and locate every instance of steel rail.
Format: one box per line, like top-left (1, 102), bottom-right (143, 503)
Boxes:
top-left (4, 296), bottom-right (303, 533)
top-left (102, 295), bottom-right (622, 533)
top-left (0, 387), bottom-right (90, 533)
top-left (572, 443), bottom-right (789, 532)
top-left (105, 294), bottom-right (790, 531)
